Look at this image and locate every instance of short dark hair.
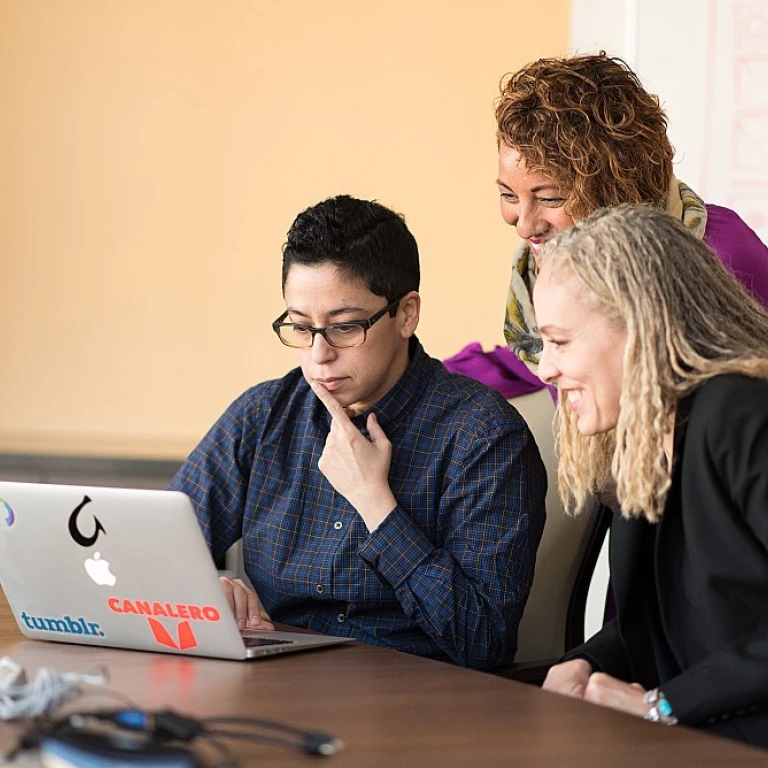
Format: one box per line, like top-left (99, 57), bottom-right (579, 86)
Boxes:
top-left (281, 195), bottom-right (420, 309)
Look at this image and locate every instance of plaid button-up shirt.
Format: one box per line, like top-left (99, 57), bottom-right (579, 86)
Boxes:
top-left (171, 340), bottom-right (546, 668)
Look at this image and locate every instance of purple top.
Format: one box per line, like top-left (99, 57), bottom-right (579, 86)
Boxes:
top-left (704, 204), bottom-right (768, 308)
top-left (444, 204), bottom-right (768, 396)
top-left (443, 342), bottom-right (547, 399)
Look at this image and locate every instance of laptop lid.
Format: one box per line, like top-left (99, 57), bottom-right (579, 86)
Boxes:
top-left (0, 481), bottom-right (353, 660)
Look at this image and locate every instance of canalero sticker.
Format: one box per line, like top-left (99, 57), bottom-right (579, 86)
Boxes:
top-left (108, 598), bottom-right (221, 652)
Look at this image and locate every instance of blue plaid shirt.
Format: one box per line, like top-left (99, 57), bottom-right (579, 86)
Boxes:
top-left (171, 339), bottom-right (546, 668)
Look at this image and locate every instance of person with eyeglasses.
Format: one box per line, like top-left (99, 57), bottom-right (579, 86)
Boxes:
top-left (170, 195), bottom-right (547, 668)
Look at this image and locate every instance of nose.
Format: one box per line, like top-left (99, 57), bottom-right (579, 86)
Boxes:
top-left (514, 203), bottom-right (540, 241)
top-left (537, 342), bottom-right (558, 385)
top-left (310, 332), bottom-right (337, 364)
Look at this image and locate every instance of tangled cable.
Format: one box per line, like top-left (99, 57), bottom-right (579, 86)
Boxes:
top-left (0, 656), bottom-right (107, 719)
top-left (9, 707), bottom-right (343, 766)
top-left (1, 657), bottom-right (342, 765)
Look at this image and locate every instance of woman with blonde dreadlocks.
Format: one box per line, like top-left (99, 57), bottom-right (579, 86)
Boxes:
top-left (495, 51), bottom-right (768, 371)
top-left (533, 205), bottom-right (768, 748)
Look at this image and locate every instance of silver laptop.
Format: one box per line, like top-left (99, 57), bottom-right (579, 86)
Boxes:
top-left (0, 481), bottom-right (355, 660)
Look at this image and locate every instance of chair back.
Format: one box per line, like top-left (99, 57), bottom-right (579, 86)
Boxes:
top-left (511, 388), bottom-right (603, 663)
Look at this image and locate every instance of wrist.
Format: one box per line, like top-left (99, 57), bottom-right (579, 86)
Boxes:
top-left (354, 489), bottom-right (398, 532)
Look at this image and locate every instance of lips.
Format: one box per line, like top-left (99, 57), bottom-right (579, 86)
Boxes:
top-left (313, 377), bottom-right (347, 392)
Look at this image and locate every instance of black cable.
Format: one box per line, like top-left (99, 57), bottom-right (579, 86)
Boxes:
top-left (10, 707), bottom-right (342, 763)
top-left (206, 727), bottom-right (331, 756)
top-left (197, 732), bottom-right (238, 768)
top-left (203, 717), bottom-right (342, 756)
top-left (204, 714), bottom-right (327, 737)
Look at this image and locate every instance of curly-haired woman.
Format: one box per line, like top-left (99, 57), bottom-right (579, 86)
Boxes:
top-left (495, 52), bottom-right (768, 370)
top-left (534, 204), bottom-right (768, 748)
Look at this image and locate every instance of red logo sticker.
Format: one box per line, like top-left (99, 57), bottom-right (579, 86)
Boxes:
top-left (107, 597), bottom-right (220, 622)
top-left (147, 617), bottom-right (198, 650)
top-left (108, 596), bottom-right (221, 652)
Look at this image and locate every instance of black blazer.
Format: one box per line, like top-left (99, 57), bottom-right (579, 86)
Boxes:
top-left (567, 375), bottom-right (768, 746)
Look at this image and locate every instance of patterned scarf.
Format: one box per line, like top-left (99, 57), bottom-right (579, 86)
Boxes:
top-left (502, 178), bottom-right (708, 374)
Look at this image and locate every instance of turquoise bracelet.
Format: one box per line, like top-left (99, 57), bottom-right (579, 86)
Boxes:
top-left (643, 688), bottom-right (679, 726)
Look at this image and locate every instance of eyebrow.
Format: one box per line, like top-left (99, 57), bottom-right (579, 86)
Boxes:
top-left (538, 324), bottom-right (571, 335)
top-left (495, 180), bottom-right (563, 194)
top-left (285, 306), bottom-right (369, 320)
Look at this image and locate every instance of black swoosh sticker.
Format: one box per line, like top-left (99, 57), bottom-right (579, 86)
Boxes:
top-left (68, 495), bottom-right (106, 547)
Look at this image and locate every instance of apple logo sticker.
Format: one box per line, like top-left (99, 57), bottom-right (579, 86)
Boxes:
top-left (84, 552), bottom-right (117, 587)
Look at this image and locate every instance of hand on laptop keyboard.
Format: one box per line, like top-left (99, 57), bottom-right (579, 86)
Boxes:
top-left (218, 576), bottom-right (275, 632)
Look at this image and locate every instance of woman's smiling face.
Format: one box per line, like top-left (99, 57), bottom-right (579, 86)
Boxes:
top-left (533, 265), bottom-right (627, 436)
top-left (497, 144), bottom-right (575, 264)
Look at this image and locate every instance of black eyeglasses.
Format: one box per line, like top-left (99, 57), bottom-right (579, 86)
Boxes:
top-left (272, 295), bottom-right (405, 349)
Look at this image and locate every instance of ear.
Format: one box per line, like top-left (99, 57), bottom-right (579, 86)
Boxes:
top-left (398, 291), bottom-right (421, 339)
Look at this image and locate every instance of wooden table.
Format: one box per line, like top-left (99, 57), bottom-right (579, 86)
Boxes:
top-left (1, 589), bottom-right (766, 767)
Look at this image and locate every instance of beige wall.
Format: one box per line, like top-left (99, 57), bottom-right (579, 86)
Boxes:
top-left (1, 1), bottom-right (569, 459)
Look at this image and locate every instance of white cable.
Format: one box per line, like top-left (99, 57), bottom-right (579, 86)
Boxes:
top-left (0, 655), bottom-right (108, 720)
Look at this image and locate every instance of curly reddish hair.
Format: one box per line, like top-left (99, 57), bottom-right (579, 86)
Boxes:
top-left (495, 52), bottom-right (674, 220)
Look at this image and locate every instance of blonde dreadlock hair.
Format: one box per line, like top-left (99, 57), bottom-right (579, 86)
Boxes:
top-left (540, 205), bottom-right (768, 522)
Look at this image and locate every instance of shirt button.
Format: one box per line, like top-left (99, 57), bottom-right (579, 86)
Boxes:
top-left (316, 584), bottom-right (324, 594)
top-left (333, 521), bottom-right (343, 530)
top-left (337, 613), bottom-right (345, 623)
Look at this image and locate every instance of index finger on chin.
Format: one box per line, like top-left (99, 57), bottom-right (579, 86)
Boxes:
top-left (311, 381), bottom-right (352, 425)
